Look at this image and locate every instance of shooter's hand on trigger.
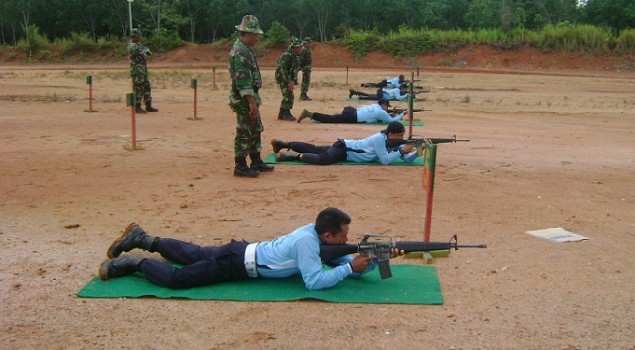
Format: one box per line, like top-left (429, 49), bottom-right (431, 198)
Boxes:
top-left (390, 248), bottom-right (405, 258)
top-left (350, 255), bottom-right (373, 273)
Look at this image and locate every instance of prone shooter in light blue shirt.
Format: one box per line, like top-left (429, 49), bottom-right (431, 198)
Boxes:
top-left (272, 121), bottom-right (419, 165)
top-left (349, 83), bottom-right (410, 101)
top-left (98, 208), bottom-right (405, 291)
top-left (297, 98), bottom-right (408, 124)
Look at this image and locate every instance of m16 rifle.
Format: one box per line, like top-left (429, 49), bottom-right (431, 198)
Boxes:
top-left (320, 234), bottom-right (487, 279)
top-left (387, 108), bottom-right (430, 114)
top-left (386, 135), bottom-right (470, 155)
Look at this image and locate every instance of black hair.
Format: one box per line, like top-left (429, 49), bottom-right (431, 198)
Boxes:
top-left (315, 208), bottom-right (351, 236)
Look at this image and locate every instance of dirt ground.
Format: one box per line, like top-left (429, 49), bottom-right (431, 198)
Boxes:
top-left (1, 44), bottom-right (635, 349)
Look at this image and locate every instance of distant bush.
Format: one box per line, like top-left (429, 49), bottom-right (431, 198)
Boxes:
top-left (539, 23), bottom-right (612, 52)
top-left (265, 21), bottom-right (291, 47)
top-left (345, 23), bottom-right (625, 59)
top-left (345, 29), bottom-right (382, 61)
top-left (16, 25), bottom-right (49, 58)
top-left (56, 32), bottom-right (99, 55)
top-left (616, 29), bottom-right (635, 54)
top-left (144, 28), bottom-right (183, 53)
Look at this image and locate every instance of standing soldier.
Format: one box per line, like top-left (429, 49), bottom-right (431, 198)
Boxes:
top-left (128, 28), bottom-right (158, 114)
top-left (298, 37), bottom-right (313, 101)
top-left (228, 15), bottom-right (274, 178)
top-left (275, 38), bottom-right (303, 121)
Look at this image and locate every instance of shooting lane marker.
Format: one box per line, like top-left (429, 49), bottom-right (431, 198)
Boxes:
top-left (408, 72), bottom-right (415, 137)
top-left (422, 142), bottom-right (436, 242)
top-left (211, 66), bottom-right (218, 90)
top-left (123, 92), bottom-right (144, 151)
top-left (187, 78), bottom-right (203, 121)
top-left (84, 75), bottom-right (97, 112)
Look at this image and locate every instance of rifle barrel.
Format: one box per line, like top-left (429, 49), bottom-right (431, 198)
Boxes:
top-left (456, 243), bottom-right (488, 249)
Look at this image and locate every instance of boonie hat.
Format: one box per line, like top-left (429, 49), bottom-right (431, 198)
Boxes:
top-left (302, 37), bottom-right (313, 44)
top-left (383, 121), bottom-right (405, 134)
top-left (378, 98), bottom-right (391, 107)
top-left (131, 28), bottom-right (141, 36)
top-left (235, 15), bottom-right (264, 35)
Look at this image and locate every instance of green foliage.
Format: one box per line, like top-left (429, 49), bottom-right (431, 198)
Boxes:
top-left (265, 21), bottom-right (291, 47)
top-left (344, 22), bottom-right (626, 61)
top-left (383, 27), bottom-right (437, 57)
top-left (16, 25), bottom-right (49, 58)
top-left (144, 28), bottom-right (183, 53)
top-left (345, 30), bottom-right (382, 61)
top-left (616, 29), bottom-right (635, 54)
top-left (56, 32), bottom-right (99, 55)
top-left (539, 24), bottom-right (612, 52)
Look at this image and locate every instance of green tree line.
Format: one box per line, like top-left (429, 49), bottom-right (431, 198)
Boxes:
top-left (1, 0), bottom-right (634, 61)
top-left (1, 0), bottom-right (632, 46)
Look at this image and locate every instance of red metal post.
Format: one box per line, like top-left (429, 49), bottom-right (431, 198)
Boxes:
top-left (131, 105), bottom-right (137, 148)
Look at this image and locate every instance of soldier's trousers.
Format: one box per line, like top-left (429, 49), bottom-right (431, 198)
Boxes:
top-left (278, 82), bottom-right (295, 110)
top-left (301, 70), bottom-right (311, 95)
top-left (131, 73), bottom-right (152, 104)
top-left (232, 100), bottom-right (264, 159)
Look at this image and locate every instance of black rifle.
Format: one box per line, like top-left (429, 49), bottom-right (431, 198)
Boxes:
top-left (388, 108), bottom-right (429, 114)
top-left (361, 82), bottom-right (385, 88)
top-left (387, 135), bottom-right (469, 152)
top-left (386, 135), bottom-right (470, 156)
top-left (320, 234), bottom-right (487, 279)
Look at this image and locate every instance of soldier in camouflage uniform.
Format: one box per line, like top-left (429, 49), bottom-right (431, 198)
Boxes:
top-left (274, 38), bottom-right (303, 121)
top-left (298, 37), bottom-right (313, 101)
top-left (228, 15), bottom-right (274, 177)
top-left (129, 29), bottom-right (158, 113)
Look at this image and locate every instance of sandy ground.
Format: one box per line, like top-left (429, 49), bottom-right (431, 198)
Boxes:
top-left (1, 63), bottom-right (634, 350)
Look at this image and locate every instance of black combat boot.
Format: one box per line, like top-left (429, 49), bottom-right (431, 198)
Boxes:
top-left (234, 158), bottom-right (259, 177)
top-left (145, 100), bottom-right (159, 112)
top-left (271, 139), bottom-right (289, 153)
top-left (106, 223), bottom-right (159, 258)
top-left (300, 93), bottom-right (311, 101)
top-left (278, 109), bottom-right (296, 121)
top-left (135, 103), bottom-right (147, 114)
top-left (99, 256), bottom-right (143, 280)
top-left (297, 109), bottom-right (313, 123)
top-left (250, 153), bottom-right (274, 172)
top-left (275, 151), bottom-right (301, 162)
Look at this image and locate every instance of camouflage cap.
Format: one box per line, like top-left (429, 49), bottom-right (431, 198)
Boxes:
top-left (289, 37), bottom-right (303, 48)
top-left (302, 37), bottom-right (313, 44)
top-left (235, 15), bottom-right (264, 35)
top-left (131, 28), bottom-right (141, 36)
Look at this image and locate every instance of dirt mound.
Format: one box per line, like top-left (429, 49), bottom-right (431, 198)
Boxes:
top-left (154, 42), bottom-right (634, 73)
top-left (2, 42), bottom-right (632, 74)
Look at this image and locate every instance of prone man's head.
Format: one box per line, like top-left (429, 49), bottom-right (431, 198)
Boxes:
top-left (316, 208), bottom-right (351, 245)
top-left (383, 121), bottom-right (406, 140)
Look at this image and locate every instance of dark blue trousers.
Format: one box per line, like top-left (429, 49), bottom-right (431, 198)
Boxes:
top-left (138, 239), bottom-right (249, 289)
top-left (288, 140), bottom-right (347, 165)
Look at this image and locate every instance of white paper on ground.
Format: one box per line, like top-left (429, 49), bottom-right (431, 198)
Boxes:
top-left (525, 227), bottom-right (589, 243)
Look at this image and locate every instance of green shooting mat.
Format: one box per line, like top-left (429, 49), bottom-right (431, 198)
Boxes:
top-left (77, 265), bottom-right (443, 305)
top-left (264, 153), bottom-right (424, 166)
